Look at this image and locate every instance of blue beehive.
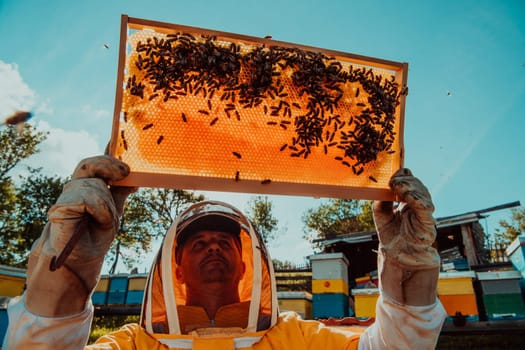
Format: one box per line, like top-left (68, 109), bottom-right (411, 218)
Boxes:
top-left (506, 236), bottom-right (525, 278)
top-left (107, 275), bottom-right (128, 305)
top-left (312, 293), bottom-right (349, 319)
top-left (309, 253), bottom-right (349, 319)
top-left (125, 274), bottom-right (147, 305)
top-left (0, 306), bottom-right (7, 346)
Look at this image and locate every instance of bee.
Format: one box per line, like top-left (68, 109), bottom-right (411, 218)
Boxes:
top-left (157, 135), bottom-right (164, 144)
top-left (2, 111), bottom-right (32, 133)
top-left (142, 123), bottom-right (154, 130)
top-left (261, 179), bottom-right (271, 185)
top-left (120, 130), bottom-right (128, 150)
top-left (232, 151), bottom-right (242, 159)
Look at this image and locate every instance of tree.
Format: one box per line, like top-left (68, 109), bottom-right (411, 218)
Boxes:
top-left (0, 178), bottom-right (19, 265)
top-left (0, 124), bottom-right (47, 180)
top-left (494, 206), bottom-right (525, 244)
top-left (246, 195), bottom-right (279, 244)
top-left (272, 259), bottom-right (300, 270)
top-left (0, 124), bottom-right (49, 266)
top-left (302, 199), bottom-right (374, 249)
top-left (106, 188), bottom-right (205, 273)
top-left (4, 169), bottom-right (67, 266)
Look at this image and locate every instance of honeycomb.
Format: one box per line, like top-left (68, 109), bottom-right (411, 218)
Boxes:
top-left (109, 16), bottom-right (408, 200)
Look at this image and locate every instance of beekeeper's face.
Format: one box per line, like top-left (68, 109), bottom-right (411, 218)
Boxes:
top-left (176, 230), bottom-right (245, 291)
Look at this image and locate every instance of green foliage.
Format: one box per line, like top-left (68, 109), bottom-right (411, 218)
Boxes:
top-left (494, 206), bottom-right (525, 244)
top-left (246, 195), bottom-right (279, 244)
top-left (272, 258), bottom-right (304, 270)
top-left (106, 188), bottom-right (205, 273)
top-left (0, 178), bottom-right (19, 264)
top-left (302, 199), bottom-right (374, 249)
top-left (0, 124), bottom-right (47, 180)
top-left (6, 170), bottom-right (66, 265)
top-left (0, 124), bottom-right (51, 266)
top-left (0, 123), bottom-right (208, 270)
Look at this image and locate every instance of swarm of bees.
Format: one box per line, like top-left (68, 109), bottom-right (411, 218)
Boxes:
top-left (124, 32), bottom-right (402, 176)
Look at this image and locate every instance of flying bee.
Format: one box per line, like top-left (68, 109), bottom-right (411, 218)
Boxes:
top-left (2, 111), bottom-right (33, 134)
top-left (3, 111), bottom-right (32, 126)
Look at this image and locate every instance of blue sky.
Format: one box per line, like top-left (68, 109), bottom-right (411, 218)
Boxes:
top-left (1, 0), bottom-right (524, 270)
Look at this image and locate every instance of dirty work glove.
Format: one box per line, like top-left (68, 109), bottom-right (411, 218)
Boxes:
top-left (373, 168), bottom-right (440, 306)
top-left (25, 155), bottom-right (134, 316)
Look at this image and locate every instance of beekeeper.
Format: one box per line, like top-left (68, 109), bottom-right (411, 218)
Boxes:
top-left (3, 155), bottom-right (446, 349)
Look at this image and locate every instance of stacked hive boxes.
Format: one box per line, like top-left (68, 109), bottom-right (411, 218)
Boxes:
top-left (309, 253), bottom-right (349, 318)
top-left (92, 276), bottom-right (109, 305)
top-left (126, 274), bottom-right (147, 305)
top-left (477, 270), bottom-right (525, 320)
top-left (107, 275), bottom-right (129, 305)
top-left (277, 291), bottom-right (312, 319)
top-left (351, 288), bottom-right (379, 318)
top-left (437, 271), bottom-right (478, 321)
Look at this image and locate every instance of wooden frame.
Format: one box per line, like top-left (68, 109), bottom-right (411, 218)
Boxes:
top-left (109, 15), bottom-right (408, 200)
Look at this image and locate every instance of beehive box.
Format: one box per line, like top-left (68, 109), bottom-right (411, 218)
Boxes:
top-left (351, 288), bottom-right (379, 318)
top-left (437, 271), bottom-right (478, 320)
top-left (126, 274), bottom-right (147, 305)
top-left (0, 265), bottom-right (26, 298)
top-left (107, 275), bottom-right (129, 305)
top-left (277, 291), bottom-right (312, 319)
top-left (477, 270), bottom-right (525, 320)
top-left (312, 293), bottom-right (349, 319)
top-left (310, 253), bottom-right (349, 282)
top-left (92, 276), bottom-right (109, 305)
top-left (108, 15), bottom-right (408, 200)
top-left (0, 306), bottom-right (7, 346)
top-left (506, 236), bottom-right (525, 278)
top-left (312, 279), bottom-right (349, 295)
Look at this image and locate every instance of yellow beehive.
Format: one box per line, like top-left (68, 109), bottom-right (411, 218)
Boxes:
top-left (109, 15), bottom-right (408, 200)
top-left (0, 265), bottom-right (26, 297)
top-left (94, 276), bottom-right (109, 293)
top-left (128, 274), bottom-right (147, 291)
top-left (312, 279), bottom-right (349, 295)
top-left (277, 291), bottom-right (312, 319)
top-left (351, 288), bottom-right (379, 318)
top-left (438, 271), bottom-right (478, 318)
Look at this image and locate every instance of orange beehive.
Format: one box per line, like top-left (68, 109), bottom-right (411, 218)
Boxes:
top-left (109, 15), bottom-right (408, 199)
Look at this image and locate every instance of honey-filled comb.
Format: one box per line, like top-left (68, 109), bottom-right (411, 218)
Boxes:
top-left (109, 15), bottom-right (408, 200)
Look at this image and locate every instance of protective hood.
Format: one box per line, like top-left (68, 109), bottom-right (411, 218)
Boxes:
top-left (140, 200), bottom-right (279, 335)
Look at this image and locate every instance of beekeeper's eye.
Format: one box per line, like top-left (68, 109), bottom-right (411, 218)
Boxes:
top-left (219, 239), bottom-right (232, 249)
top-left (191, 240), bottom-right (206, 251)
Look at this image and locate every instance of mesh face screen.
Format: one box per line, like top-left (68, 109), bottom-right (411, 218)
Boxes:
top-left (109, 16), bottom-right (408, 200)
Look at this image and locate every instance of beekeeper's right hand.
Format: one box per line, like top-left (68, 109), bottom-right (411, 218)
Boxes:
top-left (25, 155), bottom-right (134, 317)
